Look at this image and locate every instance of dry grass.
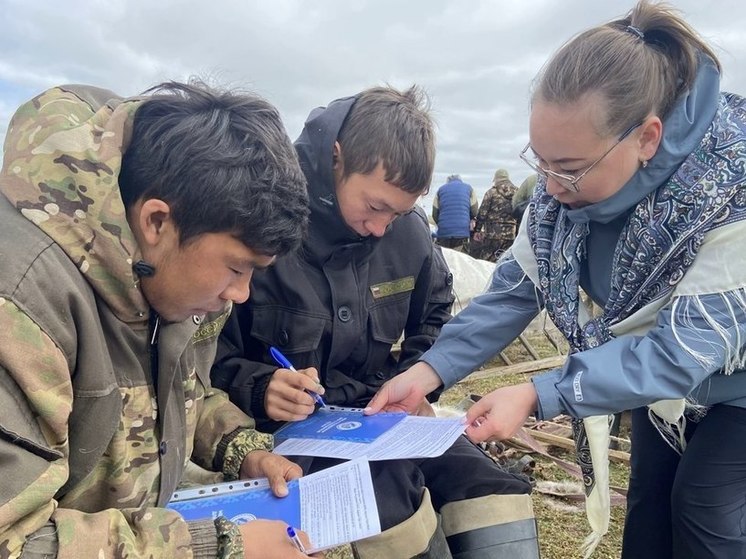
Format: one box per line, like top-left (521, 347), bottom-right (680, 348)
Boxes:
top-left (441, 379), bottom-right (627, 558)
top-left (327, 329), bottom-right (629, 558)
top-left (436, 331), bottom-right (629, 559)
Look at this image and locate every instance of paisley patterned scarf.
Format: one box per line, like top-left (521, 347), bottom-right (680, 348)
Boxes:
top-left (528, 92), bottom-right (746, 557)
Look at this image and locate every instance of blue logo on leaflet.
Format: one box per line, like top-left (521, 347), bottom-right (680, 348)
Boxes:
top-left (231, 513), bottom-right (257, 524)
top-left (336, 421), bottom-right (362, 431)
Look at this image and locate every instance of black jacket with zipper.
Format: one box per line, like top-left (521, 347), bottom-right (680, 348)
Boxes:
top-left (211, 94), bottom-right (454, 432)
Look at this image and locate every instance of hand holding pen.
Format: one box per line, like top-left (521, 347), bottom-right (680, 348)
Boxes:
top-left (238, 520), bottom-right (316, 558)
top-left (287, 526), bottom-right (308, 554)
top-left (265, 346), bottom-right (326, 421)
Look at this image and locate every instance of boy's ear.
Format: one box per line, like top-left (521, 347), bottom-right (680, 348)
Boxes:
top-left (332, 141), bottom-right (342, 171)
top-left (137, 198), bottom-right (173, 248)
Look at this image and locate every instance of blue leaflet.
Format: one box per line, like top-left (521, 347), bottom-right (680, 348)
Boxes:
top-left (168, 478), bottom-right (301, 527)
top-left (275, 407), bottom-right (407, 444)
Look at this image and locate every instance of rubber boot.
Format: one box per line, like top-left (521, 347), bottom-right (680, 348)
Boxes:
top-left (441, 494), bottom-right (540, 558)
top-left (352, 488), bottom-right (453, 559)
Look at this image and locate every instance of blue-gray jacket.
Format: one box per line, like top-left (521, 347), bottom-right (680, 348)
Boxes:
top-left (421, 83), bottom-right (746, 421)
top-left (433, 178), bottom-right (475, 238)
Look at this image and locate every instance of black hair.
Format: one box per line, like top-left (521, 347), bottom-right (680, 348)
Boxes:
top-left (119, 80), bottom-right (308, 256)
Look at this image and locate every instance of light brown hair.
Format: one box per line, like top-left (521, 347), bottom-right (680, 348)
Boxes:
top-left (533, 1), bottom-right (721, 136)
top-left (337, 85), bottom-right (435, 194)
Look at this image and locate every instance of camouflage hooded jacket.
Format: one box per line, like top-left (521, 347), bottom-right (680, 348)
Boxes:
top-left (474, 178), bottom-right (517, 240)
top-left (0, 86), bottom-right (271, 558)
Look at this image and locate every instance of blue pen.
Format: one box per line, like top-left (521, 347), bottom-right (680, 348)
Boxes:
top-left (269, 346), bottom-right (327, 407)
top-left (286, 526), bottom-right (307, 554)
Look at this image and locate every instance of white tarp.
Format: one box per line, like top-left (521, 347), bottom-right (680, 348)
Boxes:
top-left (440, 247), bottom-right (495, 314)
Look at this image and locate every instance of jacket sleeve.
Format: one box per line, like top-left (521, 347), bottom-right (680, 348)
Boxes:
top-left (192, 385), bottom-right (273, 479)
top-left (211, 305), bottom-right (277, 423)
top-left (470, 188), bottom-right (479, 219)
top-left (0, 300), bottom-right (230, 559)
top-left (396, 240), bottom-right (454, 374)
top-left (420, 251), bottom-right (543, 389)
top-left (474, 190), bottom-right (494, 232)
top-left (532, 290), bottom-right (746, 420)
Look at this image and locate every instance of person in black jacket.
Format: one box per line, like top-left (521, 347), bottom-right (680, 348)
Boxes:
top-left (212, 85), bottom-right (534, 558)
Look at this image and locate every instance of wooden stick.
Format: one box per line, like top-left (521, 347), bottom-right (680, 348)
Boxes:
top-left (457, 355), bottom-right (566, 383)
top-left (535, 421), bottom-right (630, 450)
top-left (527, 429), bottom-right (630, 464)
top-left (517, 333), bottom-right (541, 360)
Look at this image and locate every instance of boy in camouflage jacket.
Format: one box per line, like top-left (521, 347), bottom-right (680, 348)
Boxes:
top-left (0, 82), bottom-right (312, 558)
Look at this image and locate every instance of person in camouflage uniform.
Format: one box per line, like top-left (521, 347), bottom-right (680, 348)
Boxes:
top-left (0, 82), bottom-right (316, 559)
top-left (511, 173), bottom-right (538, 230)
top-left (471, 169), bottom-right (517, 261)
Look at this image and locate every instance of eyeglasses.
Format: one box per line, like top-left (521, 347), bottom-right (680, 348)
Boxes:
top-left (519, 122), bottom-right (642, 193)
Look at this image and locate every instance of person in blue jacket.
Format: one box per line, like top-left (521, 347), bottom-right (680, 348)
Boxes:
top-left (367, 2), bottom-right (746, 558)
top-left (432, 174), bottom-right (478, 252)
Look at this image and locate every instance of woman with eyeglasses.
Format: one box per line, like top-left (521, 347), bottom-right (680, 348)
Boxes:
top-left (366, 1), bottom-right (746, 557)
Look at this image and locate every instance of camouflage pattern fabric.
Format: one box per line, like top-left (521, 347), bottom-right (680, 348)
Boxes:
top-left (1, 85), bottom-right (148, 322)
top-left (0, 86), bottom-right (269, 558)
top-left (435, 236), bottom-right (470, 253)
top-left (215, 517), bottom-right (244, 559)
top-left (222, 429), bottom-right (273, 481)
top-left (512, 173), bottom-right (538, 227)
top-left (472, 179), bottom-right (517, 262)
top-left (512, 173), bottom-right (538, 213)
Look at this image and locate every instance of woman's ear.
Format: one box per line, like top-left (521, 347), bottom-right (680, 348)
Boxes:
top-left (638, 115), bottom-right (663, 163)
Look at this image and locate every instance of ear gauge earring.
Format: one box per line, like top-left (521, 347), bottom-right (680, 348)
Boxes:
top-left (641, 160), bottom-right (649, 169)
top-left (133, 260), bottom-right (156, 277)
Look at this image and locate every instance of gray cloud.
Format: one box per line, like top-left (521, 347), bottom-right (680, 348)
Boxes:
top-left (2, 0), bottom-right (744, 209)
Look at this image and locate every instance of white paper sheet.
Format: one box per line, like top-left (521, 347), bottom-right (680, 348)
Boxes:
top-left (274, 415), bottom-right (466, 460)
top-left (168, 458), bottom-right (380, 553)
top-left (300, 458), bottom-right (381, 552)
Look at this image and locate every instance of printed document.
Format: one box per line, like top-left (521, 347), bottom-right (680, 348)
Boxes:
top-left (273, 407), bottom-right (466, 460)
top-left (168, 458), bottom-right (380, 553)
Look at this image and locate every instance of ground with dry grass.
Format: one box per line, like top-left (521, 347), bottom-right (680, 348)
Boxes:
top-left (327, 327), bottom-right (630, 559)
top-left (440, 377), bottom-right (628, 557)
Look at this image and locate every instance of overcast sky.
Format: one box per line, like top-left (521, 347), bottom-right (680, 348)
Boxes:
top-left (1, 0), bottom-right (744, 210)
